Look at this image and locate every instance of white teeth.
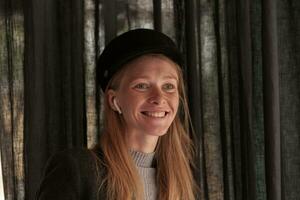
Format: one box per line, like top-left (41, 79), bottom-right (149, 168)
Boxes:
top-left (143, 111), bottom-right (166, 118)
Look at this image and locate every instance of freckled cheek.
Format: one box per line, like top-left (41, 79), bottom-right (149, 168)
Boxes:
top-left (120, 95), bottom-right (144, 114)
top-left (168, 96), bottom-right (179, 113)
top-left (173, 101), bottom-right (180, 113)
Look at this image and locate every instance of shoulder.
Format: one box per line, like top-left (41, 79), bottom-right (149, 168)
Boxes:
top-left (36, 148), bottom-right (105, 200)
top-left (42, 148), bottom-right (100, 175)
top-left (50, 147), bottom-right (99, 161)
top-left (42, 147), bottom-right (106, 181)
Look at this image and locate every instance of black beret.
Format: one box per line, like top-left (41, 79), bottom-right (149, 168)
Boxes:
top-left (97, 28), bottom-right (183, 92)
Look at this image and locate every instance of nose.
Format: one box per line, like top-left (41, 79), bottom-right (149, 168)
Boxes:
top-left (148, 87), bottom-right (166, 105)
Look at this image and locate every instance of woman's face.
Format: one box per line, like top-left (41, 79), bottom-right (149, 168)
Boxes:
top-left (109, 55), bottom-right (180, 139)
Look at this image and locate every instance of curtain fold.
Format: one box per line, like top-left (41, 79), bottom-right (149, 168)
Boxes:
top-left (236, 0), bottom-right (257, 199)
top-left (183, 0), bottom-right (205, 198)
top-left (198, 0), bottom-right (224, 199)
top-left (153, 0), bottom-right (162, 31)
top-left (215, 0), bottom-right (235, 199)
top-left (277, 0), bottom-right (300, 199)
top-left (250, 0), bottom-right (267, 199)
top-left (23, 0), bottom-right (86, 199)
top-left (0, 0), bottom-right (24, 199)
top-left (262, 0), bottom-right (281, 200)
top-left (0, 0), bottom-right (299, 200)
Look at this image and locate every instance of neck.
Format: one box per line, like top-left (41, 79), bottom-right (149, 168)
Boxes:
top-left (127, 132), bottom-right (159, 153)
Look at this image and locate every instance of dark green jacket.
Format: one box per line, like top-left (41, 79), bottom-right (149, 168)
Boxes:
top-left (36, 148), bottom-right (106, 200)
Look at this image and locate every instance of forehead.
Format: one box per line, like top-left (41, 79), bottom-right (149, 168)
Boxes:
top-left (122, 55), bottom-right (179, 79)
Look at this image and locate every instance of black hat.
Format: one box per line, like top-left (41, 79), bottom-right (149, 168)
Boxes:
top-left (97, 28), bottom-right (183, 92)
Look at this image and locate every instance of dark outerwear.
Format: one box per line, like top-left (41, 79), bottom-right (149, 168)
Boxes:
top-left (35, 148), bottom-right (107, 200)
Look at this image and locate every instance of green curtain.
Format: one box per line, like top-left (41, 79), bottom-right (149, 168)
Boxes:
top-left (0, 0), bottom-right (299, 200)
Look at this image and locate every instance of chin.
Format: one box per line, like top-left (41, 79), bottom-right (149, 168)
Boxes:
top-left (144, 128), bottom-right (170, 137)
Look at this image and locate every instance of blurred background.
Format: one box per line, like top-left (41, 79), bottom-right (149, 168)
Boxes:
top-left (0, 0), bottom-right (299, 199)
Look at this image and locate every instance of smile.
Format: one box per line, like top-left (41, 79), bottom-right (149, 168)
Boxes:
top-left (141, 111), bottom-right (168, 118)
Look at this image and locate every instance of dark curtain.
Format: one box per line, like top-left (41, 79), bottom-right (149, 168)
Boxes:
top-left (0, 0), bottom-right (299, 200)
top-left (23, 0), bottom-right (87, 199)
top-left (0, 0), bottom-right (24, 199)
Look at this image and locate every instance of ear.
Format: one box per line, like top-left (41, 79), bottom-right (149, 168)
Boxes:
top-left (107, 89), bottom-right (116, 110)
top-left (107, 89), bottom-right (122, 114)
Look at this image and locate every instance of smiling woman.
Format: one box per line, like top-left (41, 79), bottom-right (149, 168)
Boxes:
top-left (36, 29), bottom-right (198, 200)
top-left (106, 55), bottom-right (180, 152)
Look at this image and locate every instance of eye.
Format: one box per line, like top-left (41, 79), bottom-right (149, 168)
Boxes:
top-left (162, 83), bottom-right (176, 92)
top-left (134, 83), bottom-right (149, 90)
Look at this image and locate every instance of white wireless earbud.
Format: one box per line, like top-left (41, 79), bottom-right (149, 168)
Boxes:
top-left (113, 98), bottom-right (122, 114)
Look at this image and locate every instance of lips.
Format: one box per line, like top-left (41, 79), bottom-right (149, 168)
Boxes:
top-left (141, 111), bottom-right (168, 118)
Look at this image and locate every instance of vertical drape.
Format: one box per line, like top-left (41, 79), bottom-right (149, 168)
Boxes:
top-left (0, 0), bottom-right (300, 200)
top-left (153, 0), bottom-right (162, 31)
top-left (0, 0), bottom-right (24, 199)
top-left (277, 0), bottom-right (300, 199)
top-left (262, 0), bottom-right (281, 200)
top-left (0, 153), bottom-right (4, 199)
top-left (84, 0), bottom-right (102, 148)
top-left (183, 0), bottom-right (204, 198)
top-left (236, 0), bottom-right (257, 199)
top-left (23, 0), bottom-right (86, 199)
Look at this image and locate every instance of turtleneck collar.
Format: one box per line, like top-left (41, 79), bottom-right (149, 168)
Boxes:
top-left (129, 150), bottom-right (156, 168)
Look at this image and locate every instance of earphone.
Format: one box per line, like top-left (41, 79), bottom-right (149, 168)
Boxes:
top-left (113, 98), bottom-right (122, 114)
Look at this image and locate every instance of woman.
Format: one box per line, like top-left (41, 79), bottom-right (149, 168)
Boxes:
top-left (36, 29), bottom-right (197, 200)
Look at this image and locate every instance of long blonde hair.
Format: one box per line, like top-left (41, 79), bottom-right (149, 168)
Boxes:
top-left (94, 54), bottom-right (198, 200)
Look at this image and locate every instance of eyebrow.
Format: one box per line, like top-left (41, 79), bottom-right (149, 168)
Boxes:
top-left (129, 75), bottom-right (178, 81)
top-left (163, 75), bottom-right (178, 80)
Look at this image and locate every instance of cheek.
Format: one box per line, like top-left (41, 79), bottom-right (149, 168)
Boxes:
top-left (174, 100), bottom-right (180, 113)
top-left (170, 95), bottom-right (180, 112)
top-left (119, 93), bottom-right (142, 112)
top-left (174, 93), bottom-right (180, 105)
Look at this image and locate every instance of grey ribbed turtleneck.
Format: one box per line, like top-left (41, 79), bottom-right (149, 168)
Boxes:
top-left (130, 150), bottom-right (157, 200)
